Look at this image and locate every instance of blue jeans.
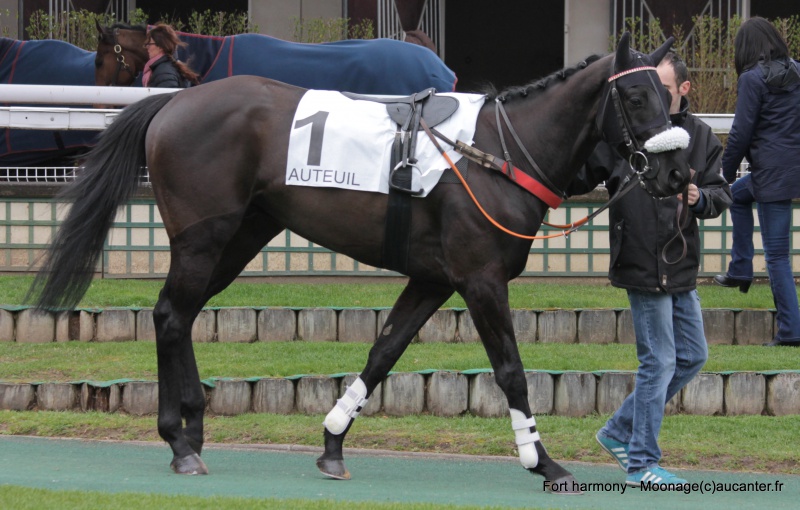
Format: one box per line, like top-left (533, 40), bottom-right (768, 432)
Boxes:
top-left (725, 175), bottom-right (800, 341)
top-left (758, 200), bottom-right (800, 341)
top-left (600, 289), bottom-right (708, 473)
top-left (726, 175), bottom-right (755, 280)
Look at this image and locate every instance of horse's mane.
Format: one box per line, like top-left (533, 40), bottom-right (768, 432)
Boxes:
top-left (481, 54), bottom-right (604, 102)
top-left (107, 23), bottom-right (146, 34)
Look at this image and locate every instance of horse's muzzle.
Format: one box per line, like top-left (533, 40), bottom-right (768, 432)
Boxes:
top-left (638, 146), bottom-right (691, 198)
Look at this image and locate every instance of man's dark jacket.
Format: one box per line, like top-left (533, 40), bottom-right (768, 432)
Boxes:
top-left (567, 99), bottom-right (732, 293)
top-left (148, 55), bottom-right (189, 88)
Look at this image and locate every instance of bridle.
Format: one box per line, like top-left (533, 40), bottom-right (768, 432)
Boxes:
top-left (599, 61), bottom-right (672, 188)
top-left (600, 62), bottom-right (692, 263)
top-left (104, 28), bottom-right (141, 86)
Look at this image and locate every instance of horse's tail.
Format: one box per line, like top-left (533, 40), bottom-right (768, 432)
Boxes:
top-left (27, 92), bottom-right (178, 311)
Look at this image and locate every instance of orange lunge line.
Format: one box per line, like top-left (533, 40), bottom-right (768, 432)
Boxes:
top-left (440, 150), bottom-right (577, 241)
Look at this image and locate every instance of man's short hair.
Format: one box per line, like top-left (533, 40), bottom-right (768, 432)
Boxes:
top-left (661, 51), bottom-right (689, 84)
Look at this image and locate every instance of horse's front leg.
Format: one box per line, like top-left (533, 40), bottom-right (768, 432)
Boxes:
top-left (460, 277), bottom-right (581, 495)
top-left (317, 278), bottom-right (454, 479)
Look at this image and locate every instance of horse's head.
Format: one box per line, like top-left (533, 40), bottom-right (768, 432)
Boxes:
top-left (94, 21), bottom-right (148, 87)
top-left (597, 33), bottom-right (691, 198)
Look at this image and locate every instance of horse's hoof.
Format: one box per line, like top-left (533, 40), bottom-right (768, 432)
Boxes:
top-left (545, 475), bottom-right (582, 495)
top-left (170, 453), bottom-right (209, 475)
top-left (316, 458), bottom-right (350, 480)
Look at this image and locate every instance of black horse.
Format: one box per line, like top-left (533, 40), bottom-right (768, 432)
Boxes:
top-left (30, 34), bottom-right (689, 495)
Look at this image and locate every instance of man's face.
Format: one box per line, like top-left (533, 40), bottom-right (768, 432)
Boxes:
top-left (656, 62), bottom-right (690, 114)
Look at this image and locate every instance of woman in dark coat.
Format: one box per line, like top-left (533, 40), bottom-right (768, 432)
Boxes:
top-left (714, 17), bottom-right (800, 347)
top-left (142, 23), bottom-right (199, 88)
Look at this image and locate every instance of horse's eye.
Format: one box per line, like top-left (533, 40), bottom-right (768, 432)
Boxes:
top-left (628, 96), bottom-right (643, 108)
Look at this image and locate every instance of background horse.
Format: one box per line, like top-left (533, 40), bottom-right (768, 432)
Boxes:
top-left (0, 38), bottom-right (98, 166)
top-left (31, 34), bottom-right (689, 496)
top-left (95, 23), bottom-right (457, 94)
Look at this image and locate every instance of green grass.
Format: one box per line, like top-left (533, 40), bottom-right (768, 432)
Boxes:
top-left (0, 275), bottom-right (786, 310)
top-left (0, 342), bottom-right (796, 383)
top-left (1, 411), bottom-right (798, 475)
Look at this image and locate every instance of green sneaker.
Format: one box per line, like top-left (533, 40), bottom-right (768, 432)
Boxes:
top-left (595, 432), bottom-right (629, 471)
top-left (626, 466), bottom-right (688, 488)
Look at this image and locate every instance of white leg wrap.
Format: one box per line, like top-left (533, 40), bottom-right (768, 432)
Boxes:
top-left (323, 377), bottom-right (368, 435)
top-left (510, 408), bottom-right (540, 469)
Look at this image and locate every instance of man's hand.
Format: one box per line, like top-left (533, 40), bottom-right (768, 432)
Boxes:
top-left (676, 183), bottom-right (700, 205)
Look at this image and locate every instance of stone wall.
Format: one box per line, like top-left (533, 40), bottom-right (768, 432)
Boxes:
top-left (1, 306), bottom-right (797, 416)
top-left (2, 370), bottom-right (797, 417)
top-left (0, 306), bottom-right (777, 345)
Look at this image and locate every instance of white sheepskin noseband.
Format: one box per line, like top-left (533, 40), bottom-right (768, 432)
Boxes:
top-left (643, 126), bottom-right (690, 153)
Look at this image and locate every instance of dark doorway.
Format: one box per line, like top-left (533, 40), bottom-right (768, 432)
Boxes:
top-left (136, 0), bottom-right (248, 25)
top-left (445, 1), bottom-right (564, 93)
top-left (749, 0), bottom-right (798, 19)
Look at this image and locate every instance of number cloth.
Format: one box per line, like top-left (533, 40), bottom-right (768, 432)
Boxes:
top-left (286, 90), bottom-right (485, 197)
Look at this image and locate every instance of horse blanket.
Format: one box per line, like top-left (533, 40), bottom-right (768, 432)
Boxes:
top-left (0, 33), bottom-right (457, 168)
top-left (286, 90), bottom-right (485, 196)
top-left (0, 38), bottom-right (98, 167)
top-left (174, 33), bottom-right (457, 95)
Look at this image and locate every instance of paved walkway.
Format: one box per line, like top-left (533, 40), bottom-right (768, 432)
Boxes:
top-left (1, 436), bottom-right (797, 509)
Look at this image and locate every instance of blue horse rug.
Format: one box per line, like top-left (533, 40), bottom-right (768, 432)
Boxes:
top-left (0, 34), bottom-right (457, 168)
top-left (175, 33), bottom-right (457, 95)
top-left (0, 38), bottom-right (98, 167)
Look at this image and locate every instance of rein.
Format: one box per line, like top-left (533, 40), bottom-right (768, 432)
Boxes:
top-left (662, 177), bottom-right (692, 264)
top-left (494, 98), bottom-right (564, 203)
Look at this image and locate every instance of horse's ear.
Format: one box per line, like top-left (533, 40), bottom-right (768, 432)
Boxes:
top-left (650, 36), bottom-right (675, 67)
top-left (96, 20), bottom-right (105, 39)
top-left (615, 32), bottom-right (632, 72)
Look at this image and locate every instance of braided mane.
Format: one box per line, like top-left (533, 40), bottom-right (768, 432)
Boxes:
top-left (482, 54), bottom-right (604, 102)
top-left (108, 22), bottom-right (146, 33)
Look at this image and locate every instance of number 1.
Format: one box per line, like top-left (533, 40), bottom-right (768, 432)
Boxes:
top-left (294, 111), bottom-right (329, 166)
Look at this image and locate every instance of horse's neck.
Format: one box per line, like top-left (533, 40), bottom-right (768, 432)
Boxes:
top-left (504, 57), bottom-right (611, 192)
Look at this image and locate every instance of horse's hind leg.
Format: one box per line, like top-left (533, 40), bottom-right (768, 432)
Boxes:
top-left (458, 276), bottom-right (580, 494)
top-left (155, 207), bottom-right (281, 475)
top-left (317, 278), bottom-right (454, 479)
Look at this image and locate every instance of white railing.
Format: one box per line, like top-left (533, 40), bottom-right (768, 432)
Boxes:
top-left (0, 85), bottom-right (735, 132)
top-left (0, 85), bottom-right (738, 183)
top-left (0, 85), bottom-right (181, 131)
top-left (693, 113), bottom-right (734, 134)
top-left (0, 84), bottom-right (179, 105)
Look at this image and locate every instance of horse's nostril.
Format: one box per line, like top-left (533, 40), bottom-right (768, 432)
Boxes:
top-left (668, 169), bottom-right (687, 191)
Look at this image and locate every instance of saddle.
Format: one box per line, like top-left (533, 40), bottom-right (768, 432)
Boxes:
top-left (341, 88), bottom-right (459, 274)
top-left (342, 88), bottom-right (459, 194)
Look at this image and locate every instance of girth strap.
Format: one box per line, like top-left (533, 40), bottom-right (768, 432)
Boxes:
top-left (383, 125), bottom-right (413, 273)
